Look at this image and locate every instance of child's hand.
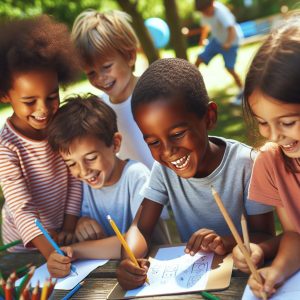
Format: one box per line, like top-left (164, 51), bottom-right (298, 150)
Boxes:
top-left (47, 246), bottom-right (74, 278)
top-left (75, 217), bottom-right (107, 242)
top-left (248, 266), bottom-right (285, 298)
top-left (57, 231), bottom-right (76, 246)
top-left (116, 258), bottom-right (150, 290)
top-left (185, 228), bottom-right (227, 256)
top-left (232, 243), bottom-right (264, 273)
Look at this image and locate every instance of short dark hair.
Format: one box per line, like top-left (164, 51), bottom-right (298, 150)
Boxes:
top-left (195, 0), bottom-right (213, 11)
top-left (0, 15), bottom-right (80, 99)
top-left (47, 94), bottom-right (118, 154)
top-left (131, 58), bottom-right (210, 119)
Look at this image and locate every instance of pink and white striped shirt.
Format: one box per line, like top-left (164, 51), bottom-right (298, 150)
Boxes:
top-left (0, 120), bottom-right (82, 251)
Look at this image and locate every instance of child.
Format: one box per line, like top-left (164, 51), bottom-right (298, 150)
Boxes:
top-left (71, 9), bottom-right (154, 169)
top-left (71, 9), bottom-right (171, 240)
top-left (0, 16), bottom-right (81, 257)
top-left (194, 0), bottom-right (243, 104)
top-left (116, 58), bottom-right (275, 290)
top-left (46, 94), bottom-right (154, 278)
top-left (232, 17), bottom-right (300, 299)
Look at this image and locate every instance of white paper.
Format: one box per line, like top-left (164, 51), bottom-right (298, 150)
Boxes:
top-left (242, 269), bottom-right (300, 300)
top-left (125, 246), bottom-right (214, 298)
top-left (15, 259), bottom-right (108, 290)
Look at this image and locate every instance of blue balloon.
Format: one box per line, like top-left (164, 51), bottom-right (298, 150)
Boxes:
top-left (144, 18), bottom-right (170, 49)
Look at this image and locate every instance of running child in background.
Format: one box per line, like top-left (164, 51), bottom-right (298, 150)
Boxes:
top-left (195, 0), bottom-right (244, 104)
top-left (232, 16), bottom-right (300, 299)
top-left (0, 16), bottom-right (82, 257)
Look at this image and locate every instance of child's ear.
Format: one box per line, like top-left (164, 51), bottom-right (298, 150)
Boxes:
top-left (127, 50), bottom-right (137, 68)
top-left (112, 132), bottom-right (122, 153)
top-left (206, 101), bottom-right (218, 130)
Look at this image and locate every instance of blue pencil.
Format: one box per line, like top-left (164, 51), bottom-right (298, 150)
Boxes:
top-left (34, 218), bottom-right (78, 275)
top-left (62, 281), bottom-right (84, 300)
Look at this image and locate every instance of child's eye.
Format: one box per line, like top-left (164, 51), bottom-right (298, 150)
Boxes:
top-left (281, 121), bottom-right (296, 127)
top-left (24, 101), bottom-right (35, 106)
top-left (103, 64), bottom-right (112, 69)
top-left (146, 140), bottom-right (160, 147)
top-left (48, 94), bottom-right (59, 101)
top-left (257, 121), bottom-right (268, 126)
top-left (67, 162), bottom-right (76, 168)
top-left (86, 155), bottom-right (97, 162)
top-left (171, 131), bottom-right (186, 139)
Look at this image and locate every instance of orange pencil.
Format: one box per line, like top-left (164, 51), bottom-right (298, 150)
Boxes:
top-left (5, 279), bottom-right (13, 300)
top-left (21, 283), bottom-right (31, 300)
top-left (31, 281), bottom-right (40, 300)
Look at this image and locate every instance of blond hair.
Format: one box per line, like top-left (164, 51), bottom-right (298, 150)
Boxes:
top-left (71, 9), bottom-right (138, 65)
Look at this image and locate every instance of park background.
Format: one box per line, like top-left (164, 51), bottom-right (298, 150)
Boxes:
top-left (0, 0), bottom-right (298, 244)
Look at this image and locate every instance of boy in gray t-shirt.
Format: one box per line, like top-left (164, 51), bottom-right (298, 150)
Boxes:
top-left (116, 58), bottom-right (275, 291)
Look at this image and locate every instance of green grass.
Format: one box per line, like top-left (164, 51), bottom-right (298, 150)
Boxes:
top-left (0, 42), bottom-right (282, 245)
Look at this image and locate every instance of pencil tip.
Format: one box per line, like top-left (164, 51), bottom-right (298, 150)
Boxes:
top-left (107, 215), bottom-right (111, 220)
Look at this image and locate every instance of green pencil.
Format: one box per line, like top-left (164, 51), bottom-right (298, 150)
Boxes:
top-left (200, 291), bottom-right (220, 300)
top-left (0, 239), bottom-right (22, 251)
top-left (15, 263), bottom-right (32, 276)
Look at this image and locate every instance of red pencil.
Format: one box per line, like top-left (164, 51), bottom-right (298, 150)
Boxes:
top-left (31, 281), bottom-right (40, 300)
top-left (5, 279), bottom-right (13, 300)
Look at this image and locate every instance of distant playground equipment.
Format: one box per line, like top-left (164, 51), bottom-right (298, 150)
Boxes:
top-left (144, 17), bottom-right (170, 49)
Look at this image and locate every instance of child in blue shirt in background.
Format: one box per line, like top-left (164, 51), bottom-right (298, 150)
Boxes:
top-left (47, 94), bottom-right (151, 277)
top-left (116, 58), bottom-right (274, 290)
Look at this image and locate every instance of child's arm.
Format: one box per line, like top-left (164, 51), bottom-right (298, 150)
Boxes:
top-left (248, 231), bottom-right (300, 299)
top-left (199, 25), bottom-right (210, 46)
top-left (186, 211), bottom-right (275, 256)
top-left (75, 216), bottom-right (107, 242)
top-left (117, 199), bottom-right (163, 290)
top-left (47, 236), bottom-right (121, 278)
top-left (223, 26), bottom-right (236, 50)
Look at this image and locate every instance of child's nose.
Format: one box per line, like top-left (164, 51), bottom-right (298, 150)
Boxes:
top-left (269, 127), bottom-right (282, 142)
top-left (162, 141), bottom-right (175, 157)
top-left (78, 162), bottom-right (89, 178)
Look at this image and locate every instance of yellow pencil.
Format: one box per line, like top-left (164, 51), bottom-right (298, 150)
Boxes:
top-left (41, 278), bottom-right (50, 300)
top-left (107, 215), bottom-right (149, 284)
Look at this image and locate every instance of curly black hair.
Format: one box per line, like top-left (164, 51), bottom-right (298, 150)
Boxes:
top-left (0, 15), bottom-right (80, 99)
top-left (131, 58), bottom-right (210, 119)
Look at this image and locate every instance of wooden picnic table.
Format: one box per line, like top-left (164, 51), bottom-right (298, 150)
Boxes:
top-left (0, 250), bottom-right (249, 300)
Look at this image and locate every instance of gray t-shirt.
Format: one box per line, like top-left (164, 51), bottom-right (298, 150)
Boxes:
top-left (142, 137), bottom-right (272, 242)
top-left (81, 160), bottom-right (149, 236)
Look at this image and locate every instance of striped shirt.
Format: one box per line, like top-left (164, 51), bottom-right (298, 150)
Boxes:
top-left (0, 120), bottom-right (82, 251)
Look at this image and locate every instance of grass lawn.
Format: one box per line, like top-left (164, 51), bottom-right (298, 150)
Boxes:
top-left (0, 42), bottom-right (282, 244)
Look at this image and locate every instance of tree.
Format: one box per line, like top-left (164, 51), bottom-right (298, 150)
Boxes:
top-left (116, 0), bottom-right (159, 64)
top-left (163, 0), bottom-right (187, 59)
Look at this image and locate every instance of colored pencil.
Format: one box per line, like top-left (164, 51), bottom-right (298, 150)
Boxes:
top-left (62, 281), bottom-right (84, 300)
top-left (107, 215), bottom-right (150, 284)
top-left (241, 214), bottom-right (251, 253)
top-left (31, 281), bottom-right (40, 300)
top-left (5, 279), bottom-right (12, 300)
top-left (211, 186), bottom-right (267, 300)
top-left (0, 239), bottom-right (22, 251)
top-left (16, 264), bottom-right (32, 277)
top-left (41, 279), bottom-right (50, 300)
top-left (200, 291), bottom-right (220, 300)
top-left (34, 218), bottom-right (77, 275)
top-left (16, 266), bottom-right (35, 298)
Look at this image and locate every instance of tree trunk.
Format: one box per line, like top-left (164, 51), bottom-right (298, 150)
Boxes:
top-left (116, 0), bottom-right (159, 64)
top-left (163, 0), bottom-right (187, 59)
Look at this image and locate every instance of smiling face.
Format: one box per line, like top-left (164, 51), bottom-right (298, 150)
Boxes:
top-left (61, 134), bottom-right (124, 189)
top-left (134, 97), bottom-right (218, 178)
top-left (83, 50), bottom-right (136, 104)
top-left (2, 70), bottom-right (59, 140)
top-left (249, 89), bottom-right (300, 158)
